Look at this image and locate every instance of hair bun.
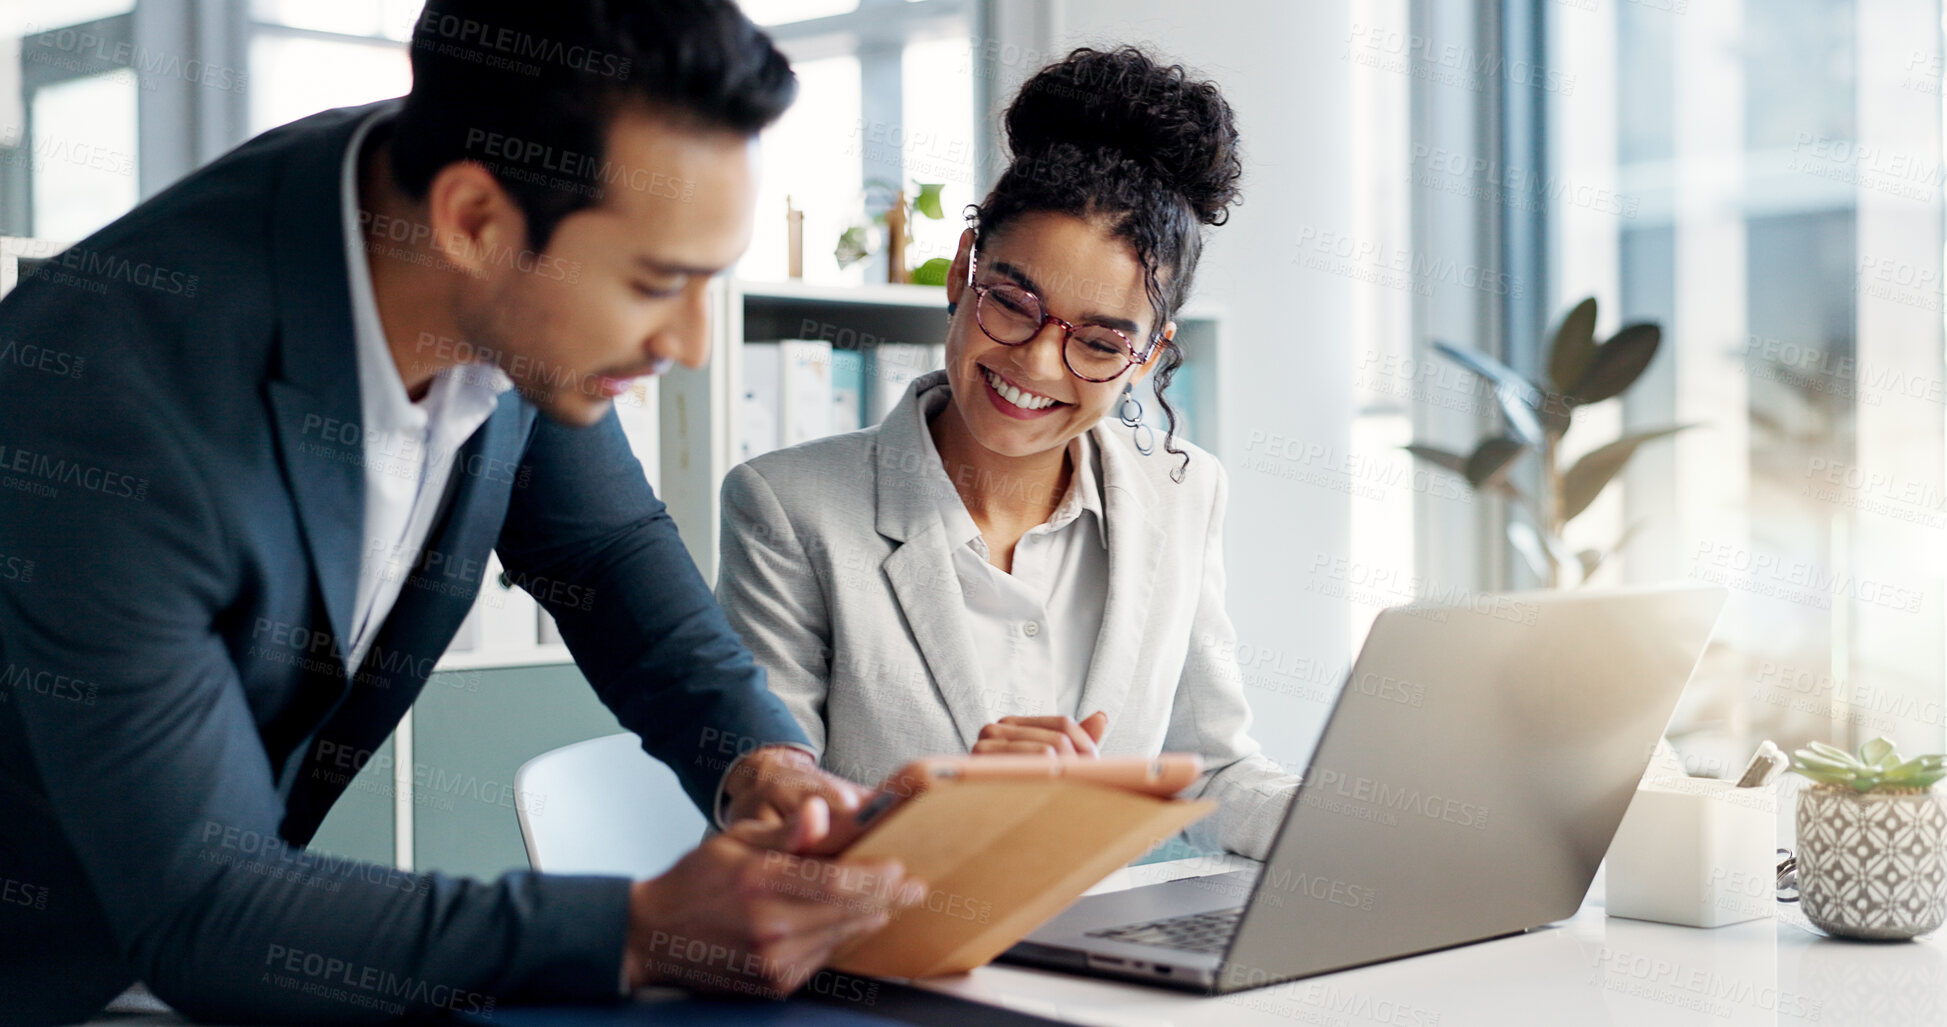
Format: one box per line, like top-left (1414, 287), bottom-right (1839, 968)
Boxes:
top-left (1004, 46), bottom-right (1242, 226)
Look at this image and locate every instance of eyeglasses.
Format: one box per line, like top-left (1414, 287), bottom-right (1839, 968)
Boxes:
top-left (964, 249), bottom-right (1155, 383)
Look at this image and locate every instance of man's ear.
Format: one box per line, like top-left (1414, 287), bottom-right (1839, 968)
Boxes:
top-left (423, 161), bottom-right (525, 277)
top-left (1129, 320), bottom-right (1176, 386)
top-left (945, 227), bottom-right (977, 315)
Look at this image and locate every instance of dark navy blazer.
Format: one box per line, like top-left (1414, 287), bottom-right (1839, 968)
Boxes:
top-left (0, 101), bottom-right (806, 1024)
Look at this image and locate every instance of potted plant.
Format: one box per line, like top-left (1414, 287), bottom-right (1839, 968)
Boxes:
top-left (836, 179), bottom-right (954, 286)
top-left (1406, 297), bottom-right (1693, 587)
top-left (1789, 737), bottom-right (1947, 939)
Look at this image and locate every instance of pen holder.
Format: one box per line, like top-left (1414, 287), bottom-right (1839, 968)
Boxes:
top-left (1605, 778), bottom-right (1776, 928)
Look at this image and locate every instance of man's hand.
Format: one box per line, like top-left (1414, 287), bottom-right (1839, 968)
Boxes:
top-left (721, 745), bottom-right (870, 852)
top-left (623, 818), bottom-right (926, 995)
top-left (971, 711), bottom-right (1109, 757)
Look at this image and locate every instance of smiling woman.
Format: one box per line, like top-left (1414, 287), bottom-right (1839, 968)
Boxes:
top-left (716, 46), bottom-right (1300, 861)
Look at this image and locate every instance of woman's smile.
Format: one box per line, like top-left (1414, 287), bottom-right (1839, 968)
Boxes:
top-left (979, 365), bottom-right (1069, 419)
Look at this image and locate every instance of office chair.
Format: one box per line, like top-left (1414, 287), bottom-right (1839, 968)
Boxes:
top-left (514, 733), bottom-right (707, 879)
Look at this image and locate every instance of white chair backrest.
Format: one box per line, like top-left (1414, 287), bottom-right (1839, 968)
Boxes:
top-left (514, 733), bottom-right (707, 879)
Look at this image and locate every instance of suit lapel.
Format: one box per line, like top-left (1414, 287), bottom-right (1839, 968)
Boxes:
top-left (267, 383), bottom-right (361, 676)
top-left (1075, 426), bottom-right (1166, 736)
top-left (874, 372), bottom-right (991, 749)
top-left (882, 527), bottom-right (990, 750)
top-left (281, 395), bottom-right (533, 844)
top-left (263, 103), bottom-right (399, 675)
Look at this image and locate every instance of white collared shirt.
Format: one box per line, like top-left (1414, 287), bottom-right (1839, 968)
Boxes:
top-left (913, 386), bottom-right (1110, 722)
top-left (341, 109), bottom-right (514, 671)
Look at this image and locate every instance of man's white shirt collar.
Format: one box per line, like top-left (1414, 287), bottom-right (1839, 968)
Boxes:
top-left (339, 107), bottom-right (513, 670)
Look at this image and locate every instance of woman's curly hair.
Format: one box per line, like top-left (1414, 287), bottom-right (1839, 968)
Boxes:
top-left (969, 45), bottom-right (1243, 481)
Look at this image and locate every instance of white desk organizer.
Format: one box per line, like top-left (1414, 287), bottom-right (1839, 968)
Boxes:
top-left (1605, 777), bottom-right (1777, 928)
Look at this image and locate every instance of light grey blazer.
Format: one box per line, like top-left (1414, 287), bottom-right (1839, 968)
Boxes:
top-left (716, 371), bottom-right (1294, 857)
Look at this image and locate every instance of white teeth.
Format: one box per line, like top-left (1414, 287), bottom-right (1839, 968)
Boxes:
top-left (984, 368), bottom-right (1058, 410)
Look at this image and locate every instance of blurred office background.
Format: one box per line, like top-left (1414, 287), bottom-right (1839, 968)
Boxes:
top-left (2, 0), bottom-right (1943, 872)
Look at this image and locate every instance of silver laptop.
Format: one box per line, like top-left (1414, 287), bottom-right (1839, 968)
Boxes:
top-left (1002, 583), bottom-right (1727, 993)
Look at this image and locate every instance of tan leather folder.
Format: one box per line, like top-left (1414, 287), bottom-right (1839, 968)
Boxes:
top-left (828, 778), bottom-right (1216, 978)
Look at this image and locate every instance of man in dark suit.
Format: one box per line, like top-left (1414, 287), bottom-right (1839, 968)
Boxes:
top-left (0, 2), bottom-right (919, 1022)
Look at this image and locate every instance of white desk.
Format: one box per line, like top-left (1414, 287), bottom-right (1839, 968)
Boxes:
top-left (84, 856), bottom-right (1945, 1026)
top-left (908, 855), bottom-right (1947, 1027)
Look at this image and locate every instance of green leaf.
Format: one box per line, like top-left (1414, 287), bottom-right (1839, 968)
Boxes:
top-left (1859, 737), bottom-right (1898, 768)
top-left (1433, 341), bottom-right (1545, 447)
top-left (909, 257), bottom-right (951, 287)
top-left (1571, 323), bottom-right (1661, 404)
top-left (1806, 740), bottom-right (1854, 763)
top-left (1795, 769), bottom-right (1855, 788)
top-left (1559, 424), bottom-right (1695, 523)
top-left (1547, 297), bottom-right (1599, 394)
top-left (1791, 750), bottom-right (1861, 788)
top-left (913, 183), bottom-right (946, 220)
top-left (1465, 437), bottom-right (1527, 490)
top-left (1892, 755), bottom-right (1939, 781)
top-left (834, 225), bottom-right (869, 270)
top-left (1539, 392), bottom-right (1574, 439)
top-left (1579, 521), bottom-right (1646, 584)
top-left (1794, 752), bottom-right (1854, 772)
top-left (1404, 444), bottom-right (1469, 477)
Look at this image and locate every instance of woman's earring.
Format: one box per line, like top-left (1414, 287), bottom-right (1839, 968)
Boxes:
top-left (1118, 384), bottom-right (1155, 456)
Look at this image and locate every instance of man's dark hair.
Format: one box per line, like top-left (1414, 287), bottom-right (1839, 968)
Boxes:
top-left (392, 0), bottom-right (797, 250)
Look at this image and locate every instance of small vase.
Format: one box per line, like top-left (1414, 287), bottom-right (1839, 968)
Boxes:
top-left (1795, 785), bottom-right (1947, 940)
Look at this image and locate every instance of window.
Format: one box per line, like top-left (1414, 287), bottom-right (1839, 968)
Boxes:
top-left (4, 1), bottom-right (976, 265)
top-left (1521, 1), bottom-right (1945, 769)
top-left (742, 53), bottom-right (864, 284)
top-left (741, 0), bottom-right (860, 23)
top-left (26, 69), bottom-right (138, 241)
top-left (1, 1), bottom-right (139, 239)
top-left (1344, 0), bottom-right (1419, 653)
top-left (247, 0), bottom-right (413, 135)
top-left (0, 0), bottom-right (412, 239)
top-left (249, 0), bottom-right (420, 40)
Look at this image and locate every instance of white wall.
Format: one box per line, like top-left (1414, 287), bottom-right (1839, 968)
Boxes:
top-left (991, 0), bottom-right (1358, 767)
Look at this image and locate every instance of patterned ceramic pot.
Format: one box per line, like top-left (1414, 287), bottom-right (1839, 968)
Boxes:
top-left (1796, 785), bottom-right (1947, 940)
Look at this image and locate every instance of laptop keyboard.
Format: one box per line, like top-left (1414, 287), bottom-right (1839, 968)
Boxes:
top-left (1084, 906), bottom-right (1243, 955)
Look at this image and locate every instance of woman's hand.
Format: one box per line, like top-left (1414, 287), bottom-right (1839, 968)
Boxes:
top-left (972, 711), bottom-right (1109, 757)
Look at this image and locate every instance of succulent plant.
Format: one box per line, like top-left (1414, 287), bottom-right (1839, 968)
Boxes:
top-left (1406, 297), bottom-right (1695, 587)
top-left (1790, 737), bottom-right (1947, 793)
